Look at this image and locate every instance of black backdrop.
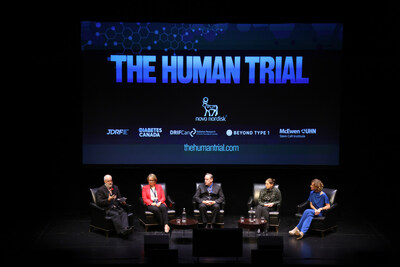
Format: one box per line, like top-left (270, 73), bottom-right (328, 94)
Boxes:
top-left (20, 2), bottom-right (396, 236)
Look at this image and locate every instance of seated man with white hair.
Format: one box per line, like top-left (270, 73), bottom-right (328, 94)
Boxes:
top-left (95, 174), bottom-right (133, 236)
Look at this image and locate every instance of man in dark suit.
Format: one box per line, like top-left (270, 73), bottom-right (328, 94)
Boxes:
top-left (193, 173), bottom-right (225, 228)
top-left (95, 174), bottom-right (133, 236)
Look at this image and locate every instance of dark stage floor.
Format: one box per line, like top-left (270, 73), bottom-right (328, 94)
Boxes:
top-left (9, 215), bottom-right (394, 266)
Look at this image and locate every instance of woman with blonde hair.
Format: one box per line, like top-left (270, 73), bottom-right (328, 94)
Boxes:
top-left (141, 173), bottom-right (170, 233)
top-left (289, 179), bottom-right (330, 240)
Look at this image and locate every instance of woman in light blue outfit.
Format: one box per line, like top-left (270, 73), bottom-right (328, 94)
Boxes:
top-left (289, 179), bottom-right (330, 240)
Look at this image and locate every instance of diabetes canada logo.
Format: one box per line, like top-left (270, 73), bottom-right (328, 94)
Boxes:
top-left (138, 128), bottom-right (162, 137)
top-left (195, 97), bottom-right (227, 122)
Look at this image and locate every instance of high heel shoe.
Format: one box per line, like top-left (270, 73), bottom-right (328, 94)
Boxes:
top-left (296, 232), bottom-right (304, 240)
top-left (164, 224), bottom-right (170, 234)
top-left (289, 226), bottom-right (300, 236)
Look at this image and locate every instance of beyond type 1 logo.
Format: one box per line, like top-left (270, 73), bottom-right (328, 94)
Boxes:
top-left (195, 97), bottom-right (227, 122)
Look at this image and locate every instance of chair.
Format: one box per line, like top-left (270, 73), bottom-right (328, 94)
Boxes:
top-left (247, 184), bottom-right (281, 232)
top-left (192, 183), bottom-right (225, 228)
top-left (139, 183), bottom-right (176, 231)
top-left (89, 187), bottom-right (133, 237)
top-left (295, 188), bottom-right (338, 237)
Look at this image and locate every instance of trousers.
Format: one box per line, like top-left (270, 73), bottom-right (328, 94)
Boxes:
top-left (297, 209), bottom-right (322, 234)
top-left (106, 207), bottom-right (129, 234)
top-left (146, 204), bottom-right (169, 226)
top-left (255, 205), bottom-right (271, 229)
top-left (198, 203), bottom-right (220, 224)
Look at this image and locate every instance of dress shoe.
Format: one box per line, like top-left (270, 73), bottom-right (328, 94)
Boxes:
top-left (121, 226), bottom-right (133, 236)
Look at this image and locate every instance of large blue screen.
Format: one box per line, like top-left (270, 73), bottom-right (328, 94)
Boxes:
top-left (81, 22), bottom-right (343, 165)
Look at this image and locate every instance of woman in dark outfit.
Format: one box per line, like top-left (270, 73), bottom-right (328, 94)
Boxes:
top-left (255, 178), bottom-right (281, 231)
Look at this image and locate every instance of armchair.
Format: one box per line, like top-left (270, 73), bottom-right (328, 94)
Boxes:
top-left (192, 183), bottom-right (225, 228)
top-left (295, 188), bottom-right (338, 237)
top-left (89, 187), bottom-right (133, 237)
top-left (138, 183), bottom-right (176, 231)
top-left (247, 184), bottom-right (281, 232)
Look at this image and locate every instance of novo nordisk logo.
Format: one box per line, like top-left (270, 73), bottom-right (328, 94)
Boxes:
top-left (202, 97), bottom-right (218, 116)
top-left (195, 97), bottom-right (227, 122)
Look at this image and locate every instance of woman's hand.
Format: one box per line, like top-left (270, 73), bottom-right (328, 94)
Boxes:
top-left (314, 208), bottom-right (321, 216)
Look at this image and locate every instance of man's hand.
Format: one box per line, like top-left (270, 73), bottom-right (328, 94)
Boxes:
top-left (202, 200), bottom-right (215, 206)
top-left (264, 203), bottom-right (274, 207)
top-left (108, 194), bottom-right (117, 201)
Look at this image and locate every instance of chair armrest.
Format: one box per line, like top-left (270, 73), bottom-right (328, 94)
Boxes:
top-left (90, 202), bottom-right (106, 213)
top-left (89, 202), bottom-right (108, 223)
top-left (220, 201), bottom-right (225, 210)
top-left (138, 197), bottom-right (144, 205)
top-left (122, 203), bottom-right (133, 213)
top-left (138, 197), bottom-right (147, 220)
top-left (275, 202), bottom-right (281, 212)
top-left (297, 201), bottom-right (309, 214)
top-left (192, 198), bottom-right (198, 210)
top-left (324, 202), bottom-right (338, 217)
top-left (247, 196), bottom-right (254, 210)
top-left (166, 195), bottom-right (175, 209)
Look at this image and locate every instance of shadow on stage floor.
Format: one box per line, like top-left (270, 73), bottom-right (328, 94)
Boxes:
top-left (8, 215), bottom-right (394, 266)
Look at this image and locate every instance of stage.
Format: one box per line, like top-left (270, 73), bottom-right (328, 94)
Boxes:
top-left (11, 215), bottom-right (393, 266)
top-left (13, 1), bottom-right (396, 266)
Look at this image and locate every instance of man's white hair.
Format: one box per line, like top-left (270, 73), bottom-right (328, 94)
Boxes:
top-left (104, 174), bottom-right (112, 182)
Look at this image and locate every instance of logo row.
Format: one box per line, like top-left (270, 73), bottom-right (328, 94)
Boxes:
top-left (106, 128), bottom-right (317, 138)
top-left (106, 128), bottom-right (277, 138)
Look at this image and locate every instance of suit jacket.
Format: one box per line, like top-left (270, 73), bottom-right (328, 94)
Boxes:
top-left (142, 184), bottom-right (166, 206)
top-left (193, 183), bottom-right (225, 204)
top-left (95, 184), bottom-right (122, 210)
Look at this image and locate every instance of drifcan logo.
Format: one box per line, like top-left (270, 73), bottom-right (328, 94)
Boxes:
top-left (195, 97), bottom-right (227, 122)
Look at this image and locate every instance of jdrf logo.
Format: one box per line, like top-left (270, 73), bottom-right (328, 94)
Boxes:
top-left (195, 97), bottom-right (227, 122)
top-left (107, 129), bottom-right (130, 135)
